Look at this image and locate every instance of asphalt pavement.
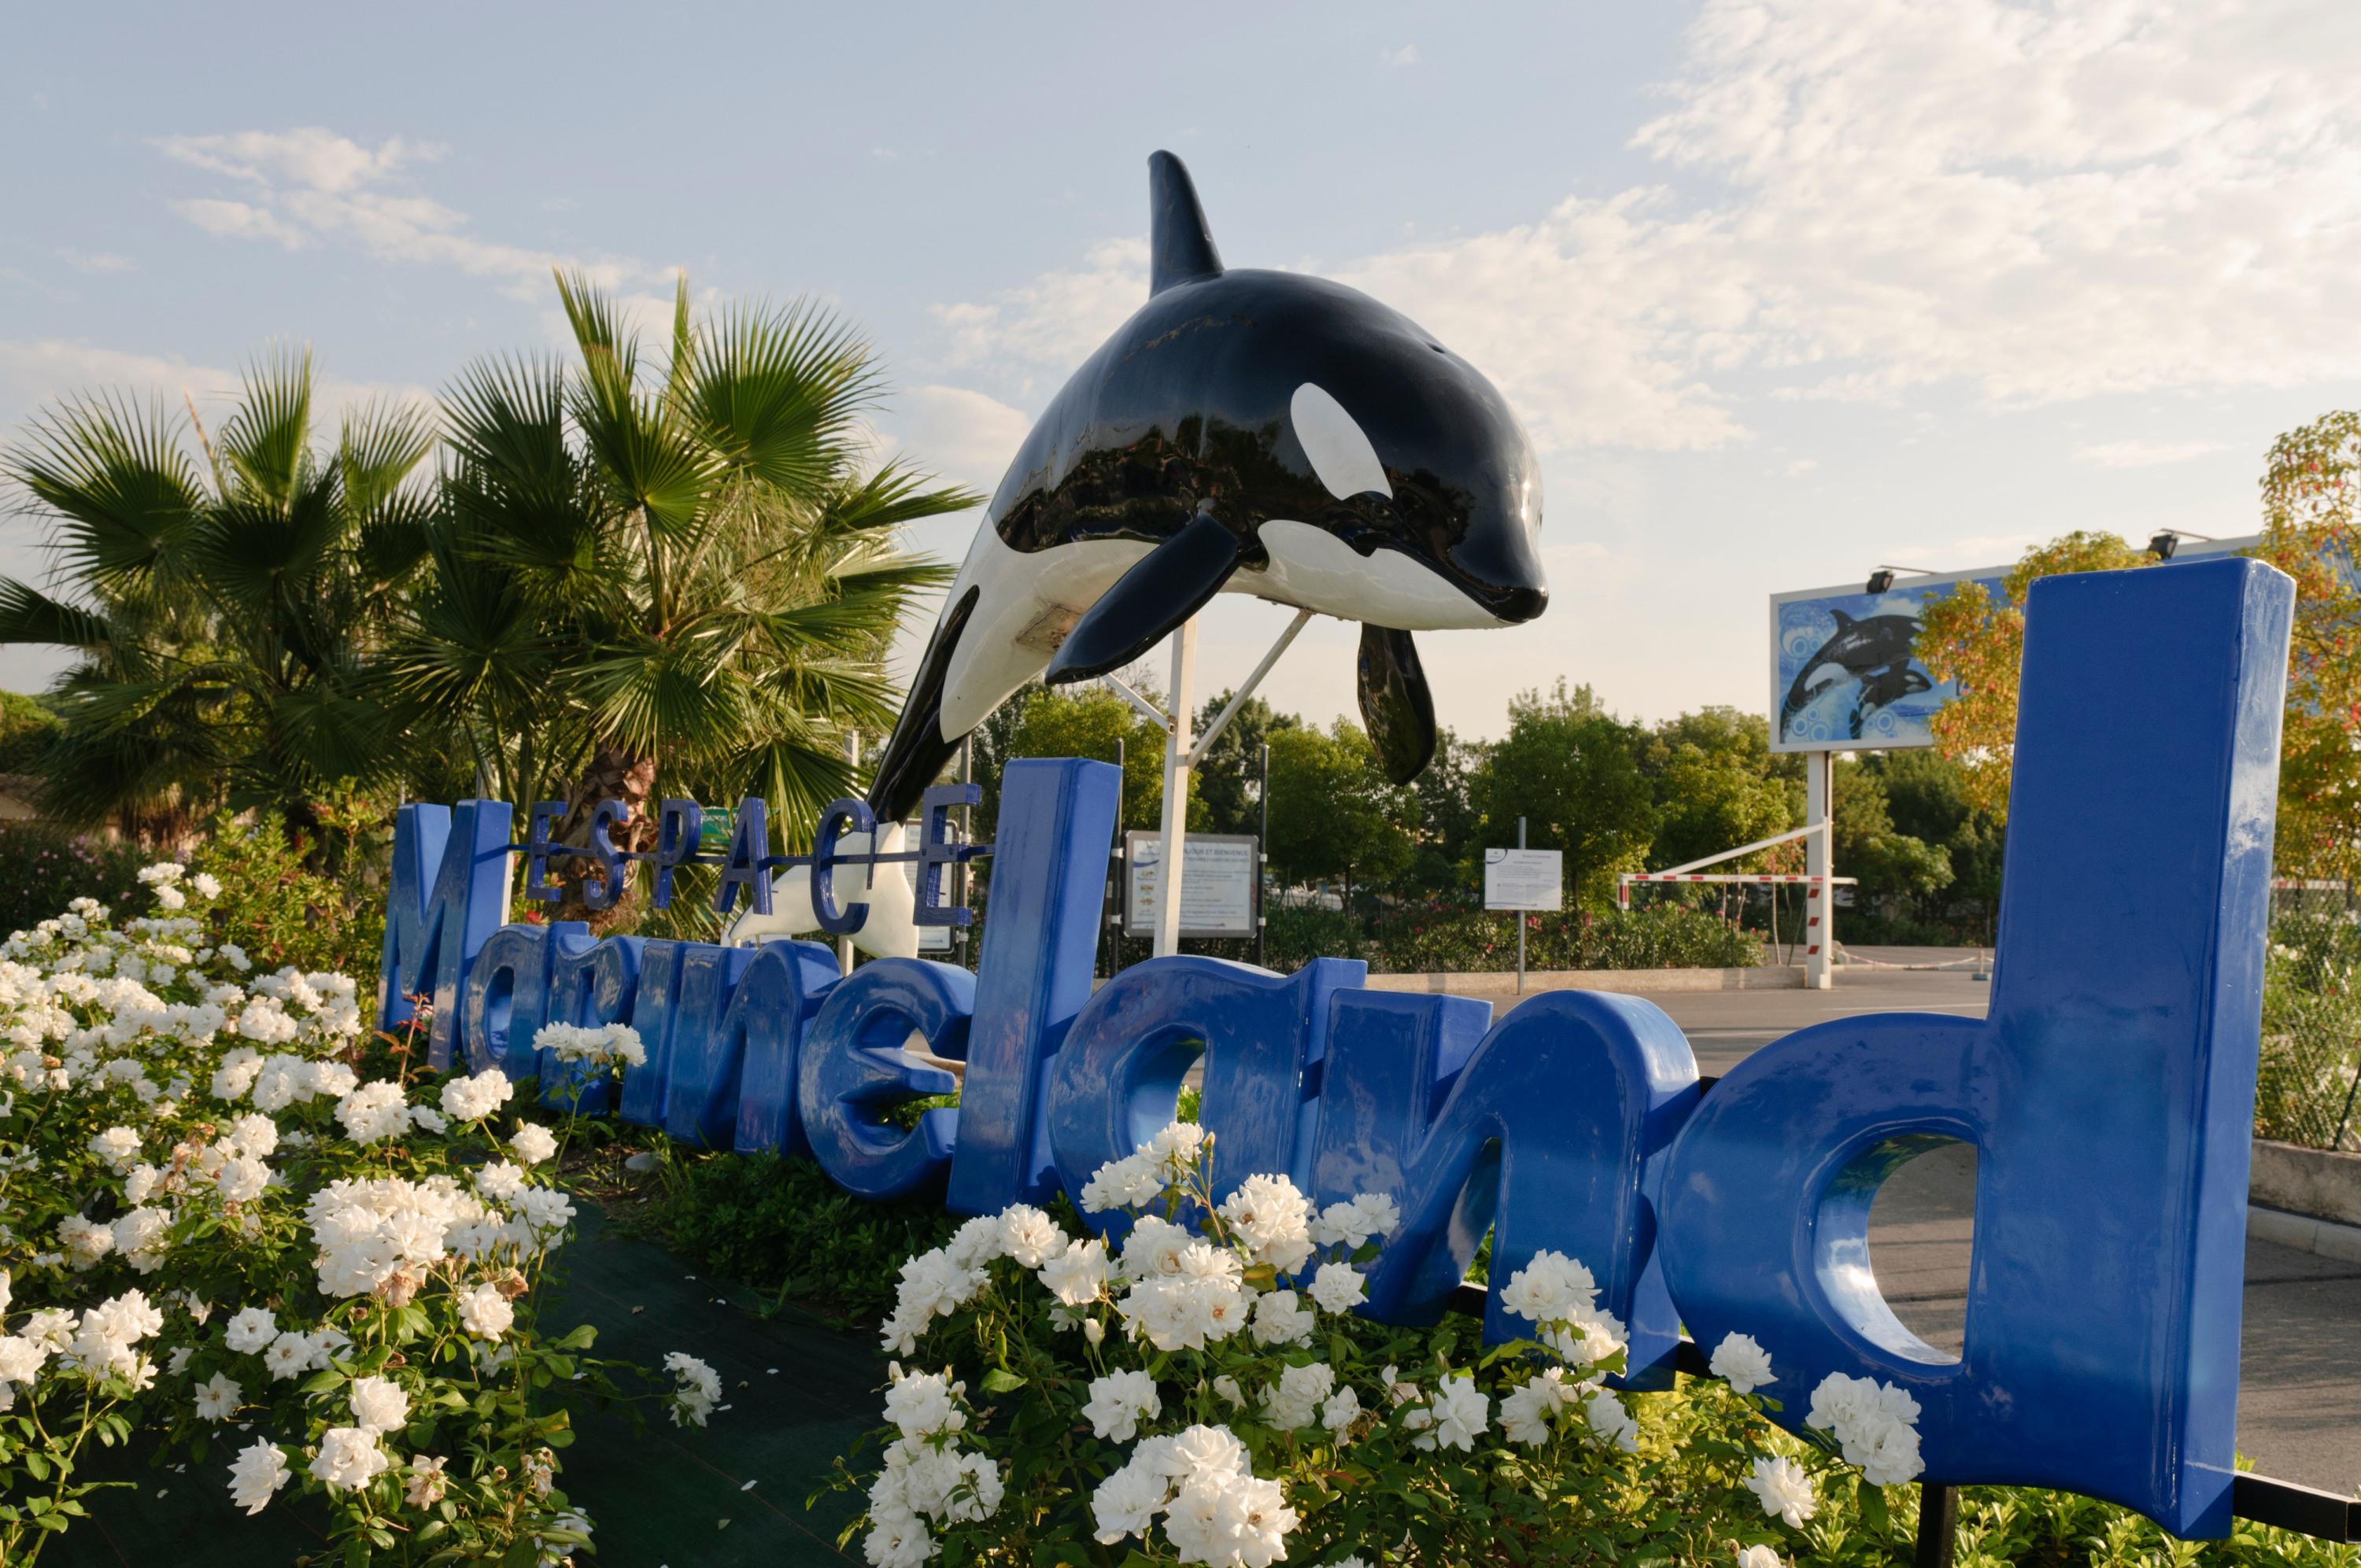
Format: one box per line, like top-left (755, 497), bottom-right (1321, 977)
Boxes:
top-left (1635, 948), bottom-right (2361, 1500)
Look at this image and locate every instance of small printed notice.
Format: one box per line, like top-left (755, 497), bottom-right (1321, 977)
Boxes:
top-left (1125, 832), bottom-right (1260, 939)
top-left (1483, 847), bottom-right (1564, 912)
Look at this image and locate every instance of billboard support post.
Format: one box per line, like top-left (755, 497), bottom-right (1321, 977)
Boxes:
top-left (1805, 750), bottom-right (1834, 989)
top-left (1517, 817), bottom-right (1528, 994)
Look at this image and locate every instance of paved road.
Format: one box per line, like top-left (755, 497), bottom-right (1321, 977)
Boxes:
top-left (1637, 952), bottom-right (2361, 1500)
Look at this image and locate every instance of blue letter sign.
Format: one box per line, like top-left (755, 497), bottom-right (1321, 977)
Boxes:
top-left (379, 556), bottom-right (2293, 1539)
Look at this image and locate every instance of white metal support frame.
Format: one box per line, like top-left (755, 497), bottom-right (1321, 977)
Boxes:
top-left (1103, 607), bottom-right (1317, 960)
top-left (1804, 750), bottom-right (1834, 989)
top-left (1613, 758), bottom-right (1842, 988)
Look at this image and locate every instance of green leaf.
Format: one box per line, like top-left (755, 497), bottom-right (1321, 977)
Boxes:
top-left (981, 1367), bottom-right (1028, 1395)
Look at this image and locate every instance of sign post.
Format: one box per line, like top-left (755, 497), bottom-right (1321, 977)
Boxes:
top-left (1805, 751), bottom-right (1834, 990)
top-left (1483, 827), bottom-right (1563, 994)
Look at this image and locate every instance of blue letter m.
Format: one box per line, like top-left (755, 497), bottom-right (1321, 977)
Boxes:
top-left (379, 799), bottom-right (514, 1070)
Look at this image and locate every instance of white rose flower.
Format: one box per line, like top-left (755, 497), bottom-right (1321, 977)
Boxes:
top-left (457, 1283), bottom-right (514, 1340)
top-left (509, 1123), bottom-right (559, 1166)
top-left (224, 1306), bottom-right (277, 1354)
top-left (309, 1425), bottom-right (391, 1492)
top-left (1081, 1369), bottom-right (1162, 1442)
top-left (193, 1371), bottom-right (242, 1421)
top-left (1711, 1332), bottom-right (1775, 1395)
top-left (996, 1204), bottom-right (1068, 1268)
top-left (227, 1437), bottom-right (290, 1515)
top-left (1735, 1546), bottom-right (1784, 1568)
top-left (349, 1374), bottom-right (410, 1434)
top-left (1306, 1261), bottom-right (1365, 1314)
top-left (439, 1065), bottom-right (515, 1123)
top-left (1744, 1454), bottom-right (1818, 1527)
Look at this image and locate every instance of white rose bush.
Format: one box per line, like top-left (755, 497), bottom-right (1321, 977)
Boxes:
top-left (0, 868), bottom-right (719, 1562)
top-left (833, 1122), bottom-right (1926, 1568)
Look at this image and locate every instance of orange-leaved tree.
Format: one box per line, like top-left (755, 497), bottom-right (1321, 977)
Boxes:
top-left (2256, 413), bottom-right (2361, 884)
top-left (1912, 530), bottom-right (2147, 820)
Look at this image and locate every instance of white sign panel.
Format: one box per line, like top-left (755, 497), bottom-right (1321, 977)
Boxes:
top-left (1483, 848), bottom-right (1564, 912)
top-left (1125, 832), bottom-right (1259, 939)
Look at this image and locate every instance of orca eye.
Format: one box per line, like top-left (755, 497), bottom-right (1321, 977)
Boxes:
top-left (1290, 382), bottom-right (1391, 501)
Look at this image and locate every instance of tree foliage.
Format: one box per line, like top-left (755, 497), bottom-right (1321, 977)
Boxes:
top-left (2256, 411), bottom-right (2361, 884)
top-left (1469, 680), bottom-right (1657, 909)
top-left (1263, 720), bottom-right (1416, 899)
top-left (1913, 530), bottom-right (2147, 820)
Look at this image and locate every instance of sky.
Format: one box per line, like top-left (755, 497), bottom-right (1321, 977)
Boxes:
top-left (6, 0), bottom-right (2361, 743)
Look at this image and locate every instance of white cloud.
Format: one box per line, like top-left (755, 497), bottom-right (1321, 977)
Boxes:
top-left (876, 384), bottom-right (1030, 497)
top-left (931, 0), bottom-right (2361, 455)
top-left (54, 249), bottom-right (135, 275)
top-left (0, 338), bottom-right (434, 447)
top-left (1380, 44), bottom-right (1421, 69)
top-left (172, 198), bottom-right (312, 250)
top-left (929, 238), bottom-right (1147, 399)
top-left (2073, 437), bottom-right (2230, 469)
top-left (153, 127), bottom-right (439, 194)
top-left (154, 127), bottom-right (650, 301)
top-left (1783, 458), bottom-right (1817, 476)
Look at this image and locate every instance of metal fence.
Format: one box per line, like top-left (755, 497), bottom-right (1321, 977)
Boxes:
top-left (2255, 882), bottom-right (2361, 1151)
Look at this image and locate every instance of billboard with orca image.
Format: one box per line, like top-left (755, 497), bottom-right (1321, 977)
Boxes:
top-left (1768, 536), bottom-right (2257, 752)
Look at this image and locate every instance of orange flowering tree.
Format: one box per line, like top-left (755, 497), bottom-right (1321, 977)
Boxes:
top-left (1912, 531), bottom-right (2148, 821)
top-left (1914, 428), bottom-right (2361, 884)
top-left (2255, 413), bottom-right (2361, 885)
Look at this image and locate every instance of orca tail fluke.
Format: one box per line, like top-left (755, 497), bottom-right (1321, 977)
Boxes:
top-left (1046, 512), bottom-right (1242, 684)
top-left (1148, 152), bottom-right (1224, 296)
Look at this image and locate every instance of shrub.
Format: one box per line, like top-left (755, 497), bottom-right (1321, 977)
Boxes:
top-left (0, 821), bottom-right (148, 941)
top-left (1369, 900), bottom-right (1763, 974)
top-left (831, 1126), bottom-right (2348, 1567)
top-left (0, 866), bottom-right (718, 1561)
top-left (641, 1146), bottom-right (960, 1324)
top-left (187, 816), bottom-right (386, 977)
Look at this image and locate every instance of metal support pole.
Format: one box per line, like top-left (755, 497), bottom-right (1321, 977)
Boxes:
top-left (1099, 736), bottom-right (1127, 978)
top-left (1915, 1483), bottom-right (1959, 1568)
top-left (1152, 621), bottom-right (1198, 958)
top-left (1516, 816), bottom-right (1528, 995)
top-left (1805, 750), bottom-right (1834, 989)
top-left (955, 736), bottom-right (972, 967)
top-left (1255, 740), bottom-right (1269, 969)
top-left (840, 731), bottom-right (860, 975)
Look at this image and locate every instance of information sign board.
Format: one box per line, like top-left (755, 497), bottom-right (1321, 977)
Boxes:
top-left (1483, 847), bottom-right (1563, 911)
top-left (1124, 832), bottom-right (1259, 939)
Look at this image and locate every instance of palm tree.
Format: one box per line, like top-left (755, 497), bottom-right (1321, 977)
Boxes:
top-left (0, 352), bottom-right (435, 843)
top-left (379, 273), bottom-right (973, 927)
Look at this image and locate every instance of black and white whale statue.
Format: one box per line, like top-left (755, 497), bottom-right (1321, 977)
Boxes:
top-left (737, 149), bottom-right (1549, 957)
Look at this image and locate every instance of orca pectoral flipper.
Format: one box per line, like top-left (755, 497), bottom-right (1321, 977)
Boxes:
top-left (1044, 511), bottom-right (1243, 684)
top-left (1358, 624), bottom-right (1437, 784)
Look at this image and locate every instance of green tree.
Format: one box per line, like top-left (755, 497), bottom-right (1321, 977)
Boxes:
top-left (1642, 706), bottom-right (1798, 873)
top-left (1833, 759), bottom-right (1953, 902)
top-left (1873, 748), bottom-right (2003, 924)
top-left (976, 681), bottom-right (1189, 843)
top-left (1264, 721), bottom-right (1415, 901)
top-left (1188, 690), bottom-right (1297, 839)
top-left (0, 690), bottom-right (60, 773)
top-left (0, 350), bottom-right (435, 841)
top-left (1405, 725), bottom-right (1483, 896)
top-left (379, 274), bottom-right (971, 924)
top-left (1468, 679), bottom-right (1656, 909)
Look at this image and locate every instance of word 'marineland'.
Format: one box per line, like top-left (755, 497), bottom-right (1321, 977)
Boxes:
top-left (379, 559), bottom-right (2293, 1542)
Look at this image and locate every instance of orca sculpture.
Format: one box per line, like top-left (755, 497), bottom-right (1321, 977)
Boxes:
top-left (730, 151), bottom-right (1549, 960)
top-left (864, 150), bottom-right (1550, 824)
top-left (1777, 610), bottom-right (1932, 742)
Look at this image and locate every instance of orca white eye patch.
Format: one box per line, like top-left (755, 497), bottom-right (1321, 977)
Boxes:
top-left (1290, 382), bottom-right (1392, 501)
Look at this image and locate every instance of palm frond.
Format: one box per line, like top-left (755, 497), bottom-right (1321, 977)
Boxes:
top-left (0, 578), bottom-right (115, 649)
top-left (5, 392), bottom-right (206, 594)
top-left (216, 344), bottom-right (316, 507)
top-left (338, 397), bottom-right (438, 515)
top-left (689, 296), bottom-right (882, 497)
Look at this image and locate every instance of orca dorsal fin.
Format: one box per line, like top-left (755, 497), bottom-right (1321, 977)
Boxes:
top-left (1831, 608), bottom-right (1857, 627)
top-left (1148, 150), bottom-right (1223, 295)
